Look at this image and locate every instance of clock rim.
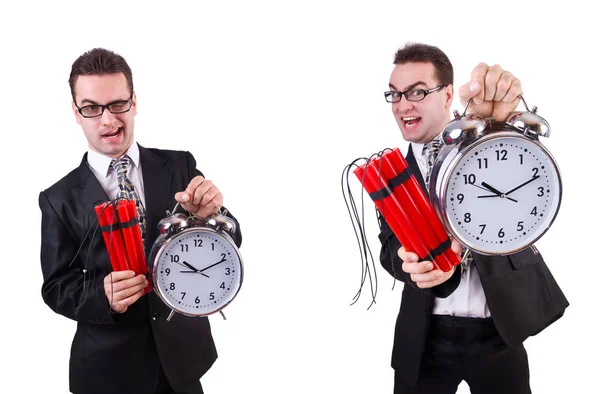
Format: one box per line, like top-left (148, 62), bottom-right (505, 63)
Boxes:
top-left (151, 226), bottom-right (244, 317)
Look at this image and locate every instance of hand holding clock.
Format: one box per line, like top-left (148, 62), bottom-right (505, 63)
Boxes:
top-left (103, 271), bottom-right (148, 313)
top-left (398, 240), bottom-right (463, 289)
top-left (175, 175), bottom-right (223, 219)
top-left (458, 63), bottom-right (523, 121)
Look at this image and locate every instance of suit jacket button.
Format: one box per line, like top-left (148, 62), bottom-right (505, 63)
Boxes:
top-left (152, 313), bottom-right (158, 321)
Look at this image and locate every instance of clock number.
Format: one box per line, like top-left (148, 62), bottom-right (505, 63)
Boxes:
top-left (170, 283), bottom-right (175, 290)
top-left (225, 268), bottom-right (231, 275)
top-left (477, 158), bottom-right (488, 169)
top-left (209, 292), bottom-right (215, 300)
top-left (532, 167), bottom-right (539, 177)
top-left (464, 213), bottom-right (472, 223)
top-left (519, 154), bottom-right (524, 164)
top-left (517, 221), bottom-right (524, 231)
top-left (165, 268), bottom-right (170, 276)
top-left (495, 149), bottom-right (507, 161)
top-left (180, 292), bottom-right (186, 300)
top-left (181, 244), bottom-right (188, 252)
top-left (463, 174), bottom-right (476, 185)
top-left (195, 296), bottom-right (201, 304)
top-left (220, 282), bottom-right (225, 289)
top-left (537, 187), bottom-right (544, 197)
top-left (479, 224), bottom-right (486, 234)
top-left (498, 228), bottom-right (505, 238)
top-left (194, 239), bottom-right (203, 247)
top-left (211, 243), bottom-right (215, 251)
top-left (170, 255), bottom-right (179, 263)
top-left (457, 193), bottom-right (464, 204)
top-left (531, 206), bottom-right (538, 216)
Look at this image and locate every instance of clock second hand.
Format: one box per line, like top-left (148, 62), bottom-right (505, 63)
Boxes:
top-left (470, 182), bottom-right (518, 203)
top-left (178, 260), bottom-right (210, 278)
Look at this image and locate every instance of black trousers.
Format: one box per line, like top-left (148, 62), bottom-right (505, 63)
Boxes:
top-left (394, 315), bottom-right (531, 394)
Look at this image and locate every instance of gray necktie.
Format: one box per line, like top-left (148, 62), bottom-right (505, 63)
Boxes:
top-left (111, 156), bottom-right (147, 238)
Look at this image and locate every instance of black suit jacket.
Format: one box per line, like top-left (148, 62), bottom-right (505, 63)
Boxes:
top-left (378, 145), bottom-right (568, 387)
top-left (39, 145), bottom-right (242, 394)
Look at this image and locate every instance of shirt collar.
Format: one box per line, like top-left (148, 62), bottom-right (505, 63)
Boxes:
top-left (87, 142), bottom-right (140, 178)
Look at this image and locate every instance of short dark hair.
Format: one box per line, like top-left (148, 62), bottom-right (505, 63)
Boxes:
top-left (393, 43), bottom-right (453, 86)
top-left (68, 48), bottom-right (133, 103)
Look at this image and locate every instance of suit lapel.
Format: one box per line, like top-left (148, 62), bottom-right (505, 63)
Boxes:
top-left (139, 145), bottom-right (174, 249)
top-left (78, 153), bottom-right (111, 211)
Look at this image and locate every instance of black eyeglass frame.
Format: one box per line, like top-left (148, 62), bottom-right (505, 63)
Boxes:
top-left (384, 85), bottom-right (447, 103)
top-left (75, 95), bottom-right (134, 118)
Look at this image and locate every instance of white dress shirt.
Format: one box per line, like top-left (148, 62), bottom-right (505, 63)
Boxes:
top-left (411, 141), bottom-right (491, 318)
top-left (86, 142), bottom-right (147, 208)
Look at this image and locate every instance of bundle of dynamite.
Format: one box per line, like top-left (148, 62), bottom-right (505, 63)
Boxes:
top-left (94, 199), bottom-right (152, 294)
top-left (350, 148), bottom-right (459, 272)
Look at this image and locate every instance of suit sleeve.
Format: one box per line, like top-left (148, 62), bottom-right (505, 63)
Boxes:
top-left (377, 211), bottom-right (460, 298)
top-left (39, 191), bottom-right (115, 324)
top-left (185, 151), bottom-right (242, 248)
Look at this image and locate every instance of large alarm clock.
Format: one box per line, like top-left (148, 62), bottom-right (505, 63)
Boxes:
top-left (429, 97), bottom-right (562, 255)
top-left (148, 206), bottom-right (243, 320)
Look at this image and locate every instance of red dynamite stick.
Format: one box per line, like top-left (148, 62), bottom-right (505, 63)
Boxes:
top-left (123, 200), bottom-right (152, 294)
top-left (379, 151), bottom-right (456, 271)
top-left (354, 161), bottom-right (432, 261)
top-left (384, 149), bottom-right (459, 271)
top-left (95, 202), bottom-right (129, 271)
top-left (116, 200), bottom-right (138, 272)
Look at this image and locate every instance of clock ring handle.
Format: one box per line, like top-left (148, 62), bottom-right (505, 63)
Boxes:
top-left (462, 94), bottom-right (532, 116)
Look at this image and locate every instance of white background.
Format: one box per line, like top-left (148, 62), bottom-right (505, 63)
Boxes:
top-left (1, 1), bottom-right (596, 393)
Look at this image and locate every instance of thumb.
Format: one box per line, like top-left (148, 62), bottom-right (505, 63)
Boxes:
top-left (459, 80), bottom-right (482, 106)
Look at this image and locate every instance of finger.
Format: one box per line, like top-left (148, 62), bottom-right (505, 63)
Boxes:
top-left (503, 78), bottom-right (522, 103)
top-left (411, 269), bottom-right (444, 285)
top-left (402, 260), bottom-right (435, 275)
top-left (105, 273), bottom-right (146, 295)
top-left (450, 239), bottom-right (464, 254)
top-left (185, 176), bottom-right (207, 199)
top-left (111, 288), bottom-right (145, 312)
top-left (493, 71), bottom-right (514, 102)
top-left (104, 270), bottom-right (135, 286)
top-left (191, 181), bottom-right (217, 206)
top-left (397, 246), bottom-right (418, 263)
top-left (482, 64), bottom-right (504, 101)
top-left (470, 62), bottom-right (490, 104)
top-left (115, 280), bottom-right (148, 301)
top-left (458, 80), bottom-right (481, 106)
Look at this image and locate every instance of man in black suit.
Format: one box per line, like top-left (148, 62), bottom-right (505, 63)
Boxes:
top-left (378, 43), bottom-right (568, 393)
top-left (39, 48), bottom-right (241, 394)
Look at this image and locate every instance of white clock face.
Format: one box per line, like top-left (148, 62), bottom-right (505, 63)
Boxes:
top-left (153, 228), bottom-right (242, 316)
top-left (441, 133), bottom-right (561, 254)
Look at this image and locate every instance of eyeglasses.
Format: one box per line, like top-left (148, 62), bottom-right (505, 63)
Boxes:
top-left (75, 97), bottom-right (133, 118)
top-left (384, 85), bottom-right (447, 103)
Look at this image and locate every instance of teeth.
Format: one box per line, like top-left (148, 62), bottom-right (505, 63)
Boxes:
top-left (403, 117), bottom-right (419, 121)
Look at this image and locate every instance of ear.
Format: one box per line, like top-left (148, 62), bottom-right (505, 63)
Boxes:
top-left (444, 84), bottom-right (454, 110)
top-left (72, 102), bottom-right (82, 125)
top-left (131, 92), bottom-right (137, 116)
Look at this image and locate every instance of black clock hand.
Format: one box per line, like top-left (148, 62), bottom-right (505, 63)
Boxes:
top-left (480, 182), bottom-right (518, 203)
top-left (505, 175), bottom-right (540, 195)
top-left (179, 261), bottom-right (209, 278)
top-left (477, 194), bottom-right (518, 203)
top-left (199, 256), bottom-right (227, 273)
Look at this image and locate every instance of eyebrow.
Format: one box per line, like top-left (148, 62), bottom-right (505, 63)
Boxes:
top-left (388, 80), bottom-right (428, 91)
top-left (79, 98), bottom-right (130, 106)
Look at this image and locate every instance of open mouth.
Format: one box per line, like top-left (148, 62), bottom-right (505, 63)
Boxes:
top-left (402, 116), bottom-right (422, 128)
top-left (103, 127), bottom-right (123, 139)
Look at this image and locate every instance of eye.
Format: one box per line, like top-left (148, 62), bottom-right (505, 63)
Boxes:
top-left (408, 89), bottom-right (425, 98)
top-left (80, 105), bottom-right (102, 116)
top-left (108, 101), bottom-right (130, 112)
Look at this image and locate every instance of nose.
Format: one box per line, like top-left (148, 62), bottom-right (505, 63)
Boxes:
top-left (393, 97), bottom-right (414, 114)
top-left (100, 107), bottom-right (118, 125)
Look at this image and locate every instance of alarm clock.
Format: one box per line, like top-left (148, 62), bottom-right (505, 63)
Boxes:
top-left (148, 205), bottom-right (243, 320)
top-left (429, 96), bottom-right (562, 255)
